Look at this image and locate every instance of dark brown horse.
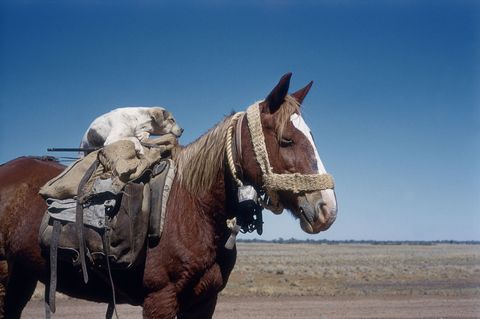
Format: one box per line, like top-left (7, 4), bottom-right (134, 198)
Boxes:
top-left (0, 73), bottom-right (337, 319)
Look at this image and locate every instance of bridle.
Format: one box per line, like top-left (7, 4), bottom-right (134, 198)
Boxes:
top-left (225, 100), bottom-right (335, 213)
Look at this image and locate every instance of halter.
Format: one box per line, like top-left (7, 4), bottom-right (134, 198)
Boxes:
top-left (225, 101), bottom-right (335, 212)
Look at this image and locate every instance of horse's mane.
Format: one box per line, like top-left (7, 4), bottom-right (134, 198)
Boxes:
top-left (175, 96), bottom-right (300, 195)
top-left (175, 115), bottom-right (232, 195)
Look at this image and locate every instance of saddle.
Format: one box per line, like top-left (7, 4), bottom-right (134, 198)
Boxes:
top-left (38, 140), bottom-right (176, 318)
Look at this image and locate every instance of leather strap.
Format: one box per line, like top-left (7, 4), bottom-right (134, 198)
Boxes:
top-left (235, 113), bottom-right (244, 163)
top-left (76, 160), bottom-right (99, 284)
top-left (45, 219), bottom-right (61, 316)
top-left (232, 113), bottom-right (245, 181)
top-left (106, 302), bottom-right (115, 319)
top-left (102, 219), bottom-right (119, 319)
top-left (44, 302), bottom-right (52, 319)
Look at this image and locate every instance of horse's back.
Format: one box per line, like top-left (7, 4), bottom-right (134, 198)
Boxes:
top-left (0, 156), bottom-right (63, 182)
top-left (0, 156), bottom-right (63, 215)
top-left (0, 156), bottom-right (64, 257)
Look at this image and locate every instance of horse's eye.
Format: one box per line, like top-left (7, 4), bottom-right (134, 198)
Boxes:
top-left (279, 138), bottom-right (294, 147)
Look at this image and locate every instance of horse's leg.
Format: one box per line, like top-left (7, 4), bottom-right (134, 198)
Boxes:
top-left (177, 294), bottom-right (218, 319)
top-left (176, 263), bottom-right (226, 319)
top-left (4, 261), bottom-right (38, 319)
top-left (142, 285), bottom-right (178, 319)
top-left (0, 234), bottom-right (7, 319)
top-left (0, 264), bottom-right (6, 319)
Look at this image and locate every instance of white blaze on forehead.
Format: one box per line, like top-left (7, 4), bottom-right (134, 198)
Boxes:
top-left (290, 113), bottom-right (326, 173)
top-left (290, 113), bottom-right (337, 216)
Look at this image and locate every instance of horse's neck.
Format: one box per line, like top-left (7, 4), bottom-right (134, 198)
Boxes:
top-left (165, 171), bottom-right (232, 252)
top-left (174, 116), bottom-right (234, 210)
top-left (184, 169), bottom-right (234, 220)
top-left (170, 116), bottom-right (239, 244)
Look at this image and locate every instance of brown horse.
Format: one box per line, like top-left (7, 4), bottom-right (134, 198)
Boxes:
top-left (0, 73), bottom-right (337, 319)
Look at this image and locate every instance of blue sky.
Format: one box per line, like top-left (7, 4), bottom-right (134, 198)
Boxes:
top-left (1, 0), bottom-right (478, 240)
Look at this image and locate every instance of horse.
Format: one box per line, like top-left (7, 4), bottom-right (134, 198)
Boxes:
top-left (0, 73), bottom-right (337, 319)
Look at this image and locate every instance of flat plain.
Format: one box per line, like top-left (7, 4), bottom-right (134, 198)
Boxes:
top-left (23, 243), bottom-right (480, 318)
top-left (225, 243), bottom-right (480, 298)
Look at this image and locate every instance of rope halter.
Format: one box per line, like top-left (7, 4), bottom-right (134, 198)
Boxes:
top-left (226, 100), bottom-right (335, 212)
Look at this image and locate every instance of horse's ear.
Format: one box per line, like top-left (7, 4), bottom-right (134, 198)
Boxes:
top-left (263, 72), bottom-right (292, 113)
top-left (291, 81), bottom-right (313, 105)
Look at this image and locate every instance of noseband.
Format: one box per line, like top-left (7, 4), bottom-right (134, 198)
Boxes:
top-left (226, 101), bottom-right (335, 212)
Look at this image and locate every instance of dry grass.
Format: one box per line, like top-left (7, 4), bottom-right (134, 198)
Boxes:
top-left (32, 243), bottom-right (480, 300)
top-left (222, 243), bottom-right (480, 298)
top-left (27, 243), bottom-right (480, 318)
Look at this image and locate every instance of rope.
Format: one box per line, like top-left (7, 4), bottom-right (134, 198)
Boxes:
top-left (246, 102), bottom-right (272, 175)
top-left (264, 173), bottom-right (334, 193)
top-left (245, 101), bottom-right (335, 193)
top-left (223, 101), bottom-right (335, 213)
top-left (225, 112), bottom-right (246, 187)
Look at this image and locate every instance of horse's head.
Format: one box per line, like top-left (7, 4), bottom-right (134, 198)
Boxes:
top-left (238, 73), bottom-right (337, 234)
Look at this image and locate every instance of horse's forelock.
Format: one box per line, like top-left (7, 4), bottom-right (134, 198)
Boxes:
top-left (274, 95), bottom-right (301, 140)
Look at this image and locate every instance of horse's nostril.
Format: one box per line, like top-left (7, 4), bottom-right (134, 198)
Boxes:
top-left (316, 201), bottom-right (329, 224)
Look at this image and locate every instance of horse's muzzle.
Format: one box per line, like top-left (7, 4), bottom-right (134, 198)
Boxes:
top-left (297, 190), bottom-right (337, 234)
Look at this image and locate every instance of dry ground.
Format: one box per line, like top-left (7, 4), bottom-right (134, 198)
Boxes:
top-left (225, 243), bottom-right (480, 298)
top-left (23, 243), bottom-right (480, 318)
